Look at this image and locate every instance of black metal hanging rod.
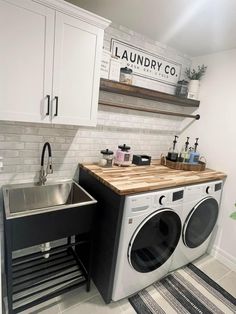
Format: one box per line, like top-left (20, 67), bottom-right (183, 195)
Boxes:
top-left (98, 100), bottom-right (200, 120)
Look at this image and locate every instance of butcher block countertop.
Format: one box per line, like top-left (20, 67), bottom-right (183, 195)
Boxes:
top-left (80, 160), bottom-right (226, 195)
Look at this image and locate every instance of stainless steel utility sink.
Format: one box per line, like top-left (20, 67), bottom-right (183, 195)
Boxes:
top-left (2, 180), bottom-right (97, 219)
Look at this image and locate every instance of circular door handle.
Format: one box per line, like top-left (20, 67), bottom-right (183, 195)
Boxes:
top-left (159, 195), bottom-right (166, 205)
top-left (206, 186), bottom-right (212, 194)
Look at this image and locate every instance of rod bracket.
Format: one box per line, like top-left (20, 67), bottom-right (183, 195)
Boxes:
top-left (195, 114), bottom-right (200, 120)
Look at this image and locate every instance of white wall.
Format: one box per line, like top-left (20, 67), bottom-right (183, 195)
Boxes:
top-left (179, 48), bottom-right (236, 268)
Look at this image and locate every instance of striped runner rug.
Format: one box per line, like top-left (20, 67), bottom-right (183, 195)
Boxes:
top-left (129, 263), bottom-right (236, 314)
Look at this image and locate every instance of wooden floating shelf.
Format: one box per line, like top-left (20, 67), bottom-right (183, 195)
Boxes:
top-left (100, 78), bottom-right (200, 108)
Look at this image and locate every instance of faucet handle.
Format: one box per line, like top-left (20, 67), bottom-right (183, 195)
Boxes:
top-left (47, 165), bottom-right (53, 174)
top-left (47, 157), bottom-right (53, 174)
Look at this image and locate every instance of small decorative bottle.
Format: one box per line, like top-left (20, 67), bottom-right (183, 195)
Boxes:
top-left (189, 138), bottom-right (200, 164)
top-left (167, 135), bottom-right (179, 162)
top-left (181, 137), bottom-right (190, 163)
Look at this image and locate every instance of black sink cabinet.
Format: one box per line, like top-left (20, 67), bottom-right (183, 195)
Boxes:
top-left (79, 166), bottom-right (125, 304)
top-left (4, 202), bottom-right (97, 313)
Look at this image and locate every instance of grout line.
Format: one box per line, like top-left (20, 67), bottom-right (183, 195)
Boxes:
top-left (193, 254), bottom-right (215, 269)
top-left (56, 296), bottom-right (62, 314)
top-left (58, 290), bottom-right (100, 314)
top-left (57, 303), bottom-right (62, 314)
top-left (216, 270), bottom-right (232, 283)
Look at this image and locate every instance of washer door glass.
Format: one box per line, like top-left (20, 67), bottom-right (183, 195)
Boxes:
top-left (128, 209), bottom-right (181, 273)
top-left (183, 197), bottom-right (219, 248)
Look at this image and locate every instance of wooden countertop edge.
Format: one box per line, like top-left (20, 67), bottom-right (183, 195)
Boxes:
top-left (79, 163), bottom-right (227, 196)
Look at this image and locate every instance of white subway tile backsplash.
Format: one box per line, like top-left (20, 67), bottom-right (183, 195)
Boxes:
top-left (0, 150), bottom-right (19, 158)
top-left (54, 137), bottom-right (66, 143)
top-left (24, 126), bottom-right (40, 135)
top-left (4, 135), bottom-right (21, 142)
top-left (23, 158), bottom-right (39, 165)
top-left (18, 150), bottom-right (39, 157)
top-left (4, 158), bottom-right (24, 165)
top-left (20, 135), bottom-right (44, 142)
top-left (0, 142), bottom-right (24, 150)
top-left (24, 142), bottom-right (40, 149)
top-left (0, 125), bottom-right (25, 134)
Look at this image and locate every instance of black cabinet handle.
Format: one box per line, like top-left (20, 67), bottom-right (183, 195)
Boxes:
top-left (54, 96), bottom-right (59, 116)
top-left (46, 95), bottom-right (50, 115)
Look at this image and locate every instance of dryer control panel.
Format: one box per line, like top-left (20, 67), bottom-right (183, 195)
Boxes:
top-left (206, 182), bottom-right (222, 194)
top-left (185, 180), bottom-right (223, 203)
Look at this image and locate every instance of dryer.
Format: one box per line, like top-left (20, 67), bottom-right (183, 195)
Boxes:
top-left (112, 187), bottom-right (184, 301)
top-left (170, 180), bottom-right (223, 271)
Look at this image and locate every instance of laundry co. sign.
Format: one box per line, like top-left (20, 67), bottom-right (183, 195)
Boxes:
top-left (111, 39), bottom-right (182, 86)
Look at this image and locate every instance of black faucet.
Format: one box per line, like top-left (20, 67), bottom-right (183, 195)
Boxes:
top-left (39, 142), bottom-right (53, 185)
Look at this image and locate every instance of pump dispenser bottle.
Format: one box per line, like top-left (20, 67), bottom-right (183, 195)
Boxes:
top-left (167, 135), bottom-right (179, 162)
top-left (179, 137), bottom-right (190, 162)
top-left (189, 138), bottom-right (200, 164)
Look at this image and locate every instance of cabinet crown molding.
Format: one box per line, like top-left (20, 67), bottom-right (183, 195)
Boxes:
top-left (33, 0), bottom-right (111, 29)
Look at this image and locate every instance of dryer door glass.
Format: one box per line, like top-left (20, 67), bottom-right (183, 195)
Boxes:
top-left (183, 197), bottom-right (219, 248)
top-left (128, 209), bottom-right (181, 273)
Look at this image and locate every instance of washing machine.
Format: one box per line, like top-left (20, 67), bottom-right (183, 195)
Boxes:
top-left (170, 180), bottom-right (223, 271)
top-left (112, 187), bottom-right (184, 301)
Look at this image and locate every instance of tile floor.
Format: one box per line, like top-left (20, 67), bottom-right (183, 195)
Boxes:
top-left (3, 254), bottom-right (236, 314)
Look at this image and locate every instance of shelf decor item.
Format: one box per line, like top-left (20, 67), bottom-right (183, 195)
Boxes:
top-left (120, 67), bottom-right (133, 85)
top-left (230, 211), bottom-right (236, 219)
top-left (185, 64), bottom-right (207, 100)
top-left (230, 204), bottom-right (236, 220)
top-left (175, 80), bottom-right (189, 97)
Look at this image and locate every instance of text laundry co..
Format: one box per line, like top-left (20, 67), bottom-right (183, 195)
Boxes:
top-left (111, 39), bottom-right (182, 85)
top-left (115, 48), bottom-right (176, 76)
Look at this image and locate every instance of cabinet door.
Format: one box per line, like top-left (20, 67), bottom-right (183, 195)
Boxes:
top-left (52, 12), bottom-right (103, 126)
top-left (0, 0), bottom-right (54, 123)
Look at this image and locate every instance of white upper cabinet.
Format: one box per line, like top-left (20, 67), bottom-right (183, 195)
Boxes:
top-left (0, 0), bottom-right (110, 125)
top-left (0, 0), bottom-right (54, 123)
top-left (52, 12), bottom-right (103, 126)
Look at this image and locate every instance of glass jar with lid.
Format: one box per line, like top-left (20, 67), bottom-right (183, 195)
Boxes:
top-left (120, 67), bottom-right (133, 85)
top-left (115, 144), bottom-right (132, 166)
top-left (175, 80), bottom-right (188, 97)
top-left (99, 149), bottom-right (114, 167)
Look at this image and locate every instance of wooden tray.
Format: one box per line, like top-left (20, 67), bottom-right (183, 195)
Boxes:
top-left (161, 156), bottom-right (206, 171)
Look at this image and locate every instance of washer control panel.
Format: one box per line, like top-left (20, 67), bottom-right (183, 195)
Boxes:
top-left (125, 187), bottom-right (185, 217)
top-left (172, 190), bottom-right (184, 202)
top-left (129, 194), bottom-right (154, 214)
top-left (154, 188), bottom-right (184, 207)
